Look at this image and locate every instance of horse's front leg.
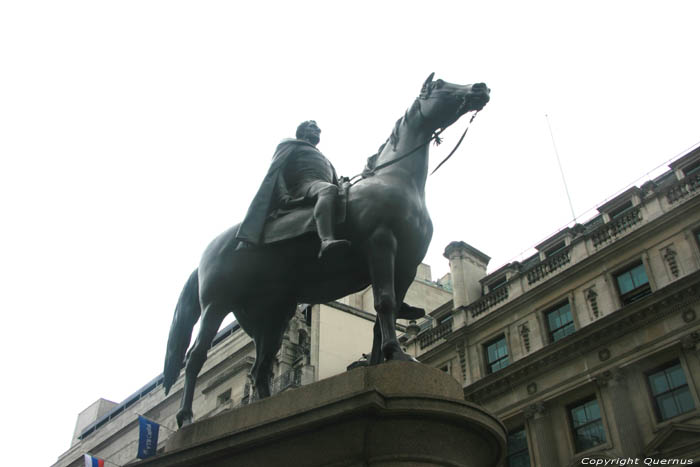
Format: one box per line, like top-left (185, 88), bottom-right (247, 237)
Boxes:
top-left (369, 319), bottom-right (383, 365)
top-left (369, 302), bottom-right (426, 364)
top-left (367, 227), bottom-right (413, 362)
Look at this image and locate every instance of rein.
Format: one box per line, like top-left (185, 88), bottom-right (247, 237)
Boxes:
top-left (429, 111), bottom-right (478, 176)
top-left (348, 109), bottom-right (479, 185)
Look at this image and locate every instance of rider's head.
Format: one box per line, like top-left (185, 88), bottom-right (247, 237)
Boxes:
top-left (296, 120), bottom-right (321, 146)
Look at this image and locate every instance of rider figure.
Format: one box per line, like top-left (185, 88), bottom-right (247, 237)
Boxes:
top-left (236, 120), bottom-right (351, 258)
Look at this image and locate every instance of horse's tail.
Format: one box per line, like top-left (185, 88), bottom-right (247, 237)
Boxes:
top-left (163, 268), bottom-right (201, 395)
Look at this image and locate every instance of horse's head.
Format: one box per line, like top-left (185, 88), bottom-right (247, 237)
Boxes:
top-left (417, 73), bottom-right (490, 130)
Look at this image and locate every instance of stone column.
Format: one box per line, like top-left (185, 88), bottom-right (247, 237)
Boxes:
top-left (595, 368), bottom-right (644, 456)
top-left (277, 333), bottom-right (294, 377)
top-left (524, 402), bottom-right (559, 467)
top-left (443, 241), bottom-right (490, 328)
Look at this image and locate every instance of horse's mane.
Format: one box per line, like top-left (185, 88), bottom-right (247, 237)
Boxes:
top-left (365, 99), bottom-right (420, 171)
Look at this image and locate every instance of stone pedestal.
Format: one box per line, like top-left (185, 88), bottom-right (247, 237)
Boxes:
top-left (135, 362), bottom-right (505, 467)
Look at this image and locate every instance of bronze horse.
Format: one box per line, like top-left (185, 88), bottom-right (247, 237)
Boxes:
top-left (163, 74), bottom-right (490, 427)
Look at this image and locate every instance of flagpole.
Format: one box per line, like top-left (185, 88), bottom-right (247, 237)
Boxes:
top-left (545, 114), bottom-right (577, 223)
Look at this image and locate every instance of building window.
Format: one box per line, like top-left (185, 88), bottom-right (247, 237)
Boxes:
top-left (615, 261), bottom-right (651, 305)
top-left (506, 427), bottom-right (531, 467)
top-left (545, 301), bottom-right (575, 342)
top-left (217, 389), bottom-right (231, 407)
top-left (647, 361), bottom-right (695, 421)
top-left (544, 241), bottom-right (566, 257)
top-left (437, 314), bottom-right (453, 326)
top-left (485, 335), bottom-right (509, 374)
top-left (487, 275), bottom-right (507, 293)
top-left (683, 159), bottom-right (700, 178)
top-left (569, 397), bottom-right (606, 452)
top-left (439, 362), bottom-right (451, 375)
top-left (608, 200), bottom-right (633, 219)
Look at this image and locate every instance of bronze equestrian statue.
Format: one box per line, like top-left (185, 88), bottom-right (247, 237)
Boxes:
top-left (235, 120), bottom-right (350, 259)
top-left (163, 74), bottom-right (490, 427)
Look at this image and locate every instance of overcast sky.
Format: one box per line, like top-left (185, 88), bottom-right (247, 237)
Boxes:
top-left (2, 1), bottom-right (699, 465)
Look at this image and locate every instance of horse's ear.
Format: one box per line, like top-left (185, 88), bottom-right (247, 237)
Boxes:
top-left (420, 72), bottom-right (435, 98)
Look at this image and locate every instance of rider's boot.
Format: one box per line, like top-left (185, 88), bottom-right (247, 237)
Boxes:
top-left (315, 186), bottom-right (351, 259)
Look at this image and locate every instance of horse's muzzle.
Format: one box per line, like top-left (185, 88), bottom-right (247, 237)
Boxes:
top-left (466, 83), bottom-right (490, 111)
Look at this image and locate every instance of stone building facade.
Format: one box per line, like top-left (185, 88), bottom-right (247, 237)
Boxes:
top-left (402, 146), bottom-right (700, 465)
top-left (53, 146), bottom-right (700, 466)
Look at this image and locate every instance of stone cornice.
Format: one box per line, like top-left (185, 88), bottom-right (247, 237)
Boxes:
top-left (443, 241), bottom-right (491, 265)
top-left (428, 299), bottom-right (454, 319)
top-left (463, 270), bottom-right (700, 404)
top-left (456, 193), bottom-right (700, 336)
top-left (325, 301), bottom-right (407, 332)
top-left (201, 356), bottom-right (255, 394)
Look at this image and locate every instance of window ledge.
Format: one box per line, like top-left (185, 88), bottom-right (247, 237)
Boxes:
top-left (649, 408), bottom-right (700, 434)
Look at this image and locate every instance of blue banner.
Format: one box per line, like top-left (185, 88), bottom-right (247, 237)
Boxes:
top-left (137, 415), bottom-right (160, 459)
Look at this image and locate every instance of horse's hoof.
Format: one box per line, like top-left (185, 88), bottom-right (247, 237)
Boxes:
top-left (176, 410), bottom-right (193, 429)
top-left (397, 304), bottom-right (425, 320)
top-left (382, 341), bottom-right (416, 363)
top-left (392, 352), bottom-right (418, 363)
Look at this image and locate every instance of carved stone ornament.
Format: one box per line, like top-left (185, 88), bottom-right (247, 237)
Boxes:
top-left (519, 322), bottom-right (531, 353)
top-left (593, 368), bottom-right (624, 387)
top-left (598, 348), bottom-right (611, 361)
top-left (586, 288), bottom-right (600, 319)
top-left (526, 382), bottom-right (537, 395)
top-left (456, 341), bottom-right (468, 382)
top-left (682, 308), bottom-right (697, 323)
top-left (663, 247), bottom-right (680, 278)
top-left (681, 331), bottom-right (700, 350)
top-left (523, 401), bottom-right (546, 419)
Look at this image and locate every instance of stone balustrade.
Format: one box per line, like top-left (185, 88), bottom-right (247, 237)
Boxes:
top-left (418, 318), bottom-right (454, 349)
top-left (525, 248), bottom-right (571, 285)
top-left (466, 286), bottom-right (509, 318)
top-left (272, 366), bottom-right (303, 394)
top-left (590, 207), bottom-right (642, 247)
top-left (666, 172), bottom-right (700, 204)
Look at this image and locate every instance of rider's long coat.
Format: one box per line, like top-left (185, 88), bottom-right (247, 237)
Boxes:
top-left (236, 139), bottom-right (337, 245)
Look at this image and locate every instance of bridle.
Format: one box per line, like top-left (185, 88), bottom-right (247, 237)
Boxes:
top-left (349, 89), bottom-right (481, 184)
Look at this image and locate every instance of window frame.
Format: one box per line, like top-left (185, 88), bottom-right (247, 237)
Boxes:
top-left (614, 260), bottom-right (652, 305)
top-left (567, 396), bottom-right (607, 453)
top-left (544, 300), bottom-right (576, 343)
top-left (438, 360), bottom-right (452, 375)
top-left (544, 240), bottom-right (567, 257)
top-left (486, 275), bottom-right (508, 293)
top-left (437, 313), bottom-right (453, 326)
top-left (608, 200), bottom-right (634, 219)
top-left (217, 388), bottom-right (232, 407)
top-left (506, 426), bottom-right (531, 467)
top-left (645, 360), bottom-right (696, 422)
top-left (484, 334), bottom-right (510, 374)
top-left (682, 159), bottom-right (700, 178)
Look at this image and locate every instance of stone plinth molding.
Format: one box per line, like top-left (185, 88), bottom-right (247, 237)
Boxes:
top-left (135, 362), bottom-right (506, 467)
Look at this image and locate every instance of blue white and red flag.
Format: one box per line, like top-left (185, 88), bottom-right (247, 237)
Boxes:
top-left (83, 454), bottom-right (105, 467)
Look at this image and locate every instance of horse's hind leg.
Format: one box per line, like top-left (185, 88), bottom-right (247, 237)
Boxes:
top-left (250, 301), bottom-right (296, 399)
top-left (177, 303), bottom-right (228, 427)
